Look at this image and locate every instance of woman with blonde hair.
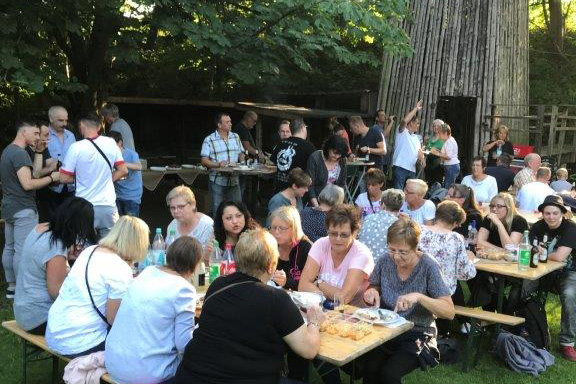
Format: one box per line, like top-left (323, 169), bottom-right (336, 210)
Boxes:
top-left (482, 125), bottom-right (514, 167)
top-left (477, 192), bottom-right (528, 250)
top-left (46, 216), bottom-right (149, 358)
top-left (269, 206), bottom-right (313, 290)
top-left (166, 185), bottom-right (214, 247)
top-left (175, 229), bottom-right (325, 384)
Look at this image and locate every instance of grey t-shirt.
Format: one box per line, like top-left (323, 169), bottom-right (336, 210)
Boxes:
top-left (111, 118), bottom-right (135, 151)
top-left (1, 144), bottom-right (36, 219)
top-left (14, 230), bottom-right (67, 331)
top-left (370, 253), bottom-right (451, 337)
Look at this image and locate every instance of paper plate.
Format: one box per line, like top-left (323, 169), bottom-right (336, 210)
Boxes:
top-left (150, 166), bottom-right (167, 172)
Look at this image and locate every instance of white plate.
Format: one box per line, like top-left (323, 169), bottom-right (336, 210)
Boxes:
top-left (288, 291), bottom-right (323, 308)
top-left (150, 166), bottom-right (167, 172)
top-left (182, 164), bottom-right (197, 169)
top-left (353, 308), bottom-right (398, 325)
top-left (166, 167), bottom-right (182, 171)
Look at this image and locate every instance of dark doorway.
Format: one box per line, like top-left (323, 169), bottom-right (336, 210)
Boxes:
top-left (435, 96), bottom-right (477, 177)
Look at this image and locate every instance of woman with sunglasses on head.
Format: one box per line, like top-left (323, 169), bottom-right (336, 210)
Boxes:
top-left (166, 186), bottom-right (214, 248)
top-left (445, 184), bottom-right (483, 237)
top-left (307, 134), bottom-right (349, 207)
top-left (269, 206), bottom-right (312, 290)
top-left (477, 192), bottom-right (528, 250)
top-left (363, 217), bottom-right (454, 384)
top-left (299, 204), bottom-right (374, 306)
top-left (213, 201), bottom-right (258, 253)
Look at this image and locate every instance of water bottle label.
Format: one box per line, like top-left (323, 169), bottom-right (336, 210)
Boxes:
top-left (519, 250), bottom-right (530, 266)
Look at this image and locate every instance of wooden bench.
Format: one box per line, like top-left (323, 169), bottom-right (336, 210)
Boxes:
top-left (2, 320), bottom-right (116, 384)
top-left (454, 305), bottom-right (525, 372)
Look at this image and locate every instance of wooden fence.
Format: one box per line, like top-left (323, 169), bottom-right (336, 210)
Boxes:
top-left (486, 104), bottom-right (576, 166)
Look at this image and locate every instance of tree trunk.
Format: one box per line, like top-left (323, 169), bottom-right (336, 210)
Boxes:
top-left (547, 0), bottom-right (564, 52)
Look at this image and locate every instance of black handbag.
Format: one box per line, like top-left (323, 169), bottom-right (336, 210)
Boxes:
top-left (85, 246), bottom-right (112, 331)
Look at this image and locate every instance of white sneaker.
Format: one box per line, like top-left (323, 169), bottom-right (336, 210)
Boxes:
top-left (6, 289), bottom-right (15, 299)
top-left (461, 322), bottom-right (471, 334)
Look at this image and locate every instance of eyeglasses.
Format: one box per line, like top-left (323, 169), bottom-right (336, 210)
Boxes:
top-left (169, 202), bottom-right (190, 211)
top-left (489, 204), bottom-right (507, 210)
top-left (447, 193), bottom-right (463, 199)
top-left (328, 231), bottom-right (352, 239)
top-left (388, 247), bottom-right (412, 257)
top-left (270, 225), bottom-right (291, 233)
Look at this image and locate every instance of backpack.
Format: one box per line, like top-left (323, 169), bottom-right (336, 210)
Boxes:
top-left (516, 298), bottom-right (551, 350)
top-left (437, 336), bottom-right (461, 365)
top-left (494, 331), bottom-right (555, 376)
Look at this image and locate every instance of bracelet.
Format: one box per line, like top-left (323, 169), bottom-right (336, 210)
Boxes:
top-left (48, 175), bottom-right (53, 183)
top-left (308, 321), bottom-right (320, 328)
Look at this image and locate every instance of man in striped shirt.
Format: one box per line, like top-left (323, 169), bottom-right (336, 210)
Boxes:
top-left (201, 113), bottom-right (245, 215)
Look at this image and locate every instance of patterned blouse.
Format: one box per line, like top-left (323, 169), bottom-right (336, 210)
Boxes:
top-left (327, 164), bottom-right (341, 184)
top-left (418, 227), bottom-right (477, 294)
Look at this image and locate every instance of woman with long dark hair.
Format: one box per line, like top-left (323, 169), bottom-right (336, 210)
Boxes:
top-left (445, 183), bottom-right (483, 237)
top-left (213, 201), bottom-right (258, 252)
top-left (14, 197), bottom-right (98, 334)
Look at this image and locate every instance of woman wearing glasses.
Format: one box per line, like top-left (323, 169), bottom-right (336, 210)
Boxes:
top-left (477, 192), bottom-right (528, 250)
top-left (363, 217), bottom-right (454, 383)
top-left (166, 186), bottom-right (214, 248)
top-left (445, 184), bottom-right (483, 237)
top-left (269, 206), bottom-right (312, 290)
top-left (299, 204), bottom-right (374, 306)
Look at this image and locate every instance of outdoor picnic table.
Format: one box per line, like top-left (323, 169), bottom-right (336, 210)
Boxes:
top-left (141, 165), bottom-right (276, 191)
top-left (345, 160), bottom-right (375, 202)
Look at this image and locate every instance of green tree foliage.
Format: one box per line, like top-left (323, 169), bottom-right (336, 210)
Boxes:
top-left (529, 0), bottom-right (576, 104)
top-left (0, 0), bottom-right (412, 114)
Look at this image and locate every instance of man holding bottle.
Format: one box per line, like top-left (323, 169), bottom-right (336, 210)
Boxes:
top-left (529, 195), bottom-right (576, 361)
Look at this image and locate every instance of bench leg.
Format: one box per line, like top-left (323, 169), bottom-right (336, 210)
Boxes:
top-left (22, 340), bottom-right (27, 384)
top-left (52, 356), bottom-right (59, 384)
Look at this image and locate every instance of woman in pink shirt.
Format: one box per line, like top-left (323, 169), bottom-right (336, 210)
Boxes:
top-left (299, 204), bottom-right (374, 305)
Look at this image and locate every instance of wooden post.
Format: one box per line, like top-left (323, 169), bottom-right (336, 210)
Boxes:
top-left (256, 120), bottom-right (262, 151)
top-left (557, 107), bottom-right (568, 165)
top-left (535, 105), bottom-right (544, 153)
top-left (549, 105), bottom-right (558, 158)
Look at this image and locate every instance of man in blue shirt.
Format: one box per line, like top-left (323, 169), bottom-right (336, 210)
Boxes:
top-left (46, 106), bottom-right (76, 218)
top-left (108, 131), bottom-right (143, 217)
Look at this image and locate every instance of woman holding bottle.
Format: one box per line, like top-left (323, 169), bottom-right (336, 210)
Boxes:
top-left (482, 125), bottom-right (514, 167)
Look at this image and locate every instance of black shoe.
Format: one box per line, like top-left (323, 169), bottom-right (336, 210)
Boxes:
top-left (6, 289), bottom-right (14, 299)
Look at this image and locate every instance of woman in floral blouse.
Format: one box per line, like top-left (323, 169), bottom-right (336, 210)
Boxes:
top-left (419, 200), bottom-right (476, 335)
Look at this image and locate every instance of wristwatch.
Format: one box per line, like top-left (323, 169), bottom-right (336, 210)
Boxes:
top-left (315, 279), bottom-right (323, 288)
top-left (308, 321), bottom-right (320, 328)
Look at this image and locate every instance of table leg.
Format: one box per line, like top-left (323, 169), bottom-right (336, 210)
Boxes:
top-left (351, 167), bottom-right (367, 198)
top-left (348, 360), bottom-right (355, 384)
top-left (495, 278), bottom-right (505, 334)
top-left (52, 356), bottom-right (59, 384)
top-left (22, 340), bottom-right (27, 384)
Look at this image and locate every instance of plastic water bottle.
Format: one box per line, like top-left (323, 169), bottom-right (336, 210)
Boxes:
top-left (221, 243), bottom-right (236, 275)
top-left (152, 228), bottom-right (166, 266)
top-left (466, 220), bottom-right (478, 252)
top-left (166, 229), bottom-right (176, 249)
top-left (518, 230), bottom-right (531, 271)
top-left (209, 240), bottom-right (222, 282)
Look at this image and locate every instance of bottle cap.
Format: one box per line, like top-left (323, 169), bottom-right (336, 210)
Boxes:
top-left (156, 228), bottom-right (161, 234)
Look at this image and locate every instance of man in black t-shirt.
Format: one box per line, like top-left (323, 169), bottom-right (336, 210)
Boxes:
top-left (233, 111), bottom-right (259, 156)
top-left (529, 195), bottom-right (576, 362)
top-left (26, 122), bottom-right (58, 222)
top-left (485, 153), bottom-right (516, 192)
top-left (349, 116), bottom-right (386, 170)
top-left (270, 119), bottom-right (315, 192)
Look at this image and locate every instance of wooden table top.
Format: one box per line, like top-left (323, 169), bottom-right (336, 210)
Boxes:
top-left (346, 161), bottom-right (375, 167)
top-left (317, 317), bottom-right (413, 366)
top-left (215, 165), bottom-right (276, 175)
top-left (475, 259), bottom-right (565, 280)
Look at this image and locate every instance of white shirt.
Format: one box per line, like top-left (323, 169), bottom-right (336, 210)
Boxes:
top-left (61, 136), bottom-right (124, 207)
top-left (355, 192), bottom-right (382, 217)
top-left (461, 175), bottom-right (498, 203)
top-left (400, 200), bottom-right (436, 225)
top-left (46, 246), bottom-right (133, 355)
top-left (441, 137), bottom-right (460, 165)
top-left (167, 214), bottom-right (214, 247)
top-left (105, 267), bottom-right (196, 384)
top-left (517, 182), bottom-right (556, 212)
top-left (392, 126), bottom-right (421, 172)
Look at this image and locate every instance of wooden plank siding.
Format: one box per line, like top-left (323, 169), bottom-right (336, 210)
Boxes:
top-left (378, 0), bottom-right (529, 159)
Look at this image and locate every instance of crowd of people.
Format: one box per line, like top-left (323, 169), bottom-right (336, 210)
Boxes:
top-left (2, 100), bottom-right (576, 384)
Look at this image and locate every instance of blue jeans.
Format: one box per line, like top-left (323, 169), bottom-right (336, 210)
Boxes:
top-left (209, 181), bottom-right (242, 216)
top-left (392, 166), bottom-right (416, 190)
top-left (116, 199), bottom-right (141, 217)
top-left (3, 208), bottom-right (38, 283)
top-left (558, 270), bottom-right (576, 346)
top-left (443, 164), bottom-right (460, 189)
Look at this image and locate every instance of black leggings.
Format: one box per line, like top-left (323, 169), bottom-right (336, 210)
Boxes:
top-left (362, 348), bottom-right (420, 384)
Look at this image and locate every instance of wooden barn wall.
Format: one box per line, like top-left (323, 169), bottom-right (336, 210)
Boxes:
top-left (378, 0), bottom-right (529, 155)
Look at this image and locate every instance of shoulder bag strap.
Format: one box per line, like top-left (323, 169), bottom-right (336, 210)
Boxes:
top-left (86, 138), bottom-right (113, 171)
top-left (85, 246), bottom-right (112, 329)
top-left (203, 280), bottom-right (255, 307)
